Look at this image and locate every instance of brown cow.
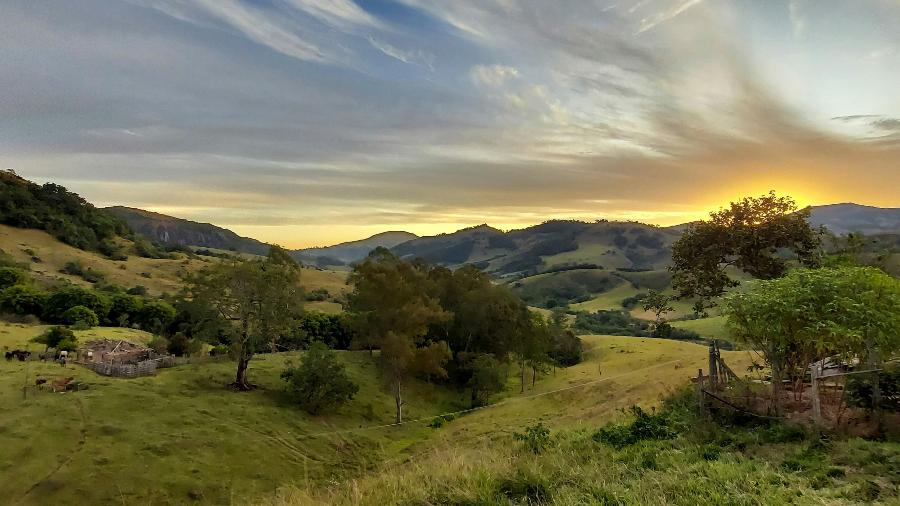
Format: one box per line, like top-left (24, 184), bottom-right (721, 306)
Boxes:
top-left (51, 377), bottom-right (75, 393)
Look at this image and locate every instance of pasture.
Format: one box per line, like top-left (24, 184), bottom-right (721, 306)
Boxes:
top-left (0, 326), bottom-right (751, 505)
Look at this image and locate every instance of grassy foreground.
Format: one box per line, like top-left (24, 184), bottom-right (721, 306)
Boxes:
top-left (1, 324), bottom-right (750, 505)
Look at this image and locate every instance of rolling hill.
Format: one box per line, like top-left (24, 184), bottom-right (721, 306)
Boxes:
top-left (809, 203), bottom-right (900, 235)
top-left (106, 206), bottom-right (271, 256)
top-left (295, 231), bottom-right (418, 265)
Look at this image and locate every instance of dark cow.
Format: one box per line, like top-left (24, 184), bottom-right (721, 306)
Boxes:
top-left (5, 349), bottom-right (31, 361)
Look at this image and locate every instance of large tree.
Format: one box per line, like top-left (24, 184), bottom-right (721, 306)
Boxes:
top-left (671, 192), bottom-right (822, 307)
top-left (186, 247), bottom-right (303, 390)
top-left (347, 248), bottom-right (450, 422)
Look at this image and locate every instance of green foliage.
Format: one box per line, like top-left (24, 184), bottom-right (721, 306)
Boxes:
top-left (280, 343), bottom-right (359, 414)
top-left (348, 248), bottom-right (450, 421)
top-left (0, 267), bottom-right (26, 289)
top-left (133, 236), bottom-right (172, 259)
top-left (0, 284), bottom-right (47, 316)
top-left (147, 335), bottom-right (170, 354)
top-left (0, 170), bottom-right (132, 252)
top-left (184, 246), bottom-right (303, 390)
top-left (137, 300), bottom-right (176, 332)
top-left (126, 285), bottom-right (148, 296)
top-left (516, 269), bottom-right (623, 307)
top-left (573, 309), bottom-right (650, 336)
top-left (291, 311), bottom-right (354, 349)
top-left (846, 365), bottom-right (900, 412)
top-left (60, 260), bottom-right (105, 283)
top-left (32, 325), bottom-right (76, 349)
top-left (57, 337), bottom-right (79, 352)
top-left (305, 287), bottom-right (330, 301)
top-left (671, 192), bottom-right (822, 301)
top-left (62, 305), bottom-right (99, 327)
top-left (108, 293), bottom-right (143, 327)
top-left (513, 423), bottom-right (552, 454)
top-left (465, 353), bottom-right (506, 407)
top-left (593, 406), bottom-right (679, 449)
top-left (427, 413), bottom-right (457, 428)
top-left (642, 289), bottom-right (674, 322)
top-left (43, 286), bottom-right (110, 323)
top-left (725, 266), bottom-right (900, 412)
top-left (621, 292), bottom-right (648, 309)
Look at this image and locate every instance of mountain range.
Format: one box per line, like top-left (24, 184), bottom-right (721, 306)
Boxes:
top-left (107, 202), bottom-right (899, 272)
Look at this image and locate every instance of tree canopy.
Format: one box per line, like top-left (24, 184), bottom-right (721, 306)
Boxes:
top-left (671, 192), bottom-right (822, 305)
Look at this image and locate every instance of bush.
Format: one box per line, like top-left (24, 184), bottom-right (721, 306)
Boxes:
top-left (61, 260), bottom-right (85, 276)
top-left (62, 305), bottom-right (99, 327)
top-left (147, 335), bottom-right (170, 354)
top-left (167, 333), bottom-right (200, 356)
top-left (209, 344), bottom-right (230, 357)
top-left (0, 285), bottom-right (46, 316)
top-left (513, 423), bottom-right (552, 454)
top-left (137, 301), bottom-right (176, 332)
top-left (304, 287), bottom-right (330, 302)
top-left (127, 285), bottom-right (148, 296)
top-left (593, 406), bottom-right (678, 449)
top-left (43, 286), bottom-right (110, 323)
top-left (57, 337), bottom-right (79, 352)
top-left (281, 343), bottom-right (358, 414)
top-left (32, 326), bottom-right (76, 349)
top-left (0, 267), bottom-right (26, 289)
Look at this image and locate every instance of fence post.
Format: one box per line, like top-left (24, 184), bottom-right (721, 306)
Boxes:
top-left (697, 368), bottom-right (705, 412)
top-left (708, 343), bottom-right (718, 391)
top-left (811, 360), bottom-right (822, 426)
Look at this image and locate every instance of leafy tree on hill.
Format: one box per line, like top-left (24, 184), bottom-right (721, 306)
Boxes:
top-left (62, 305), bottom-right (99, 327)
top-left (137, 300), bottom-right (177, 334)
top-left (43, 286), bottom-right (111, 323)
top-left (0, 284), bottom-right (47, 316)
top-left (0, 267), bottom-right (26, 290)
top-left (348, 248), bottom-right (450, 423)
top-left (186, 248), bottom-right (303, 390)
top-left (108, 293), bottom-right (143, 327)
top-left (671, 192), bottom-right (822, 310)
top-left (465, 353), bottom-right (506, 407)
top-left (0, 170), bottom-right (132, 253)
top-left (281, 342), bottom-right (358, 414)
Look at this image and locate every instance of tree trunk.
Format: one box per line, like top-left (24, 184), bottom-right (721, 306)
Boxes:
top-left (866, 335), bottom-right (883, 432)
top-left (234, 356), bottom-right (252, 391)
top-left (771, 361), bottom-right (784, 416)
top-left (520, 359), bottom-right (526, 393)
top-left (394, 377), bottom-right (403, 424)
top-left (532, 365), bottom-right (537, 388)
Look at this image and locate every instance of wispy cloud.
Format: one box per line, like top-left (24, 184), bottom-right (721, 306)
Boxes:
top-left (635, 0), bottom-right (705, 34)
top-left (367, 37), bottom-right (434, 70)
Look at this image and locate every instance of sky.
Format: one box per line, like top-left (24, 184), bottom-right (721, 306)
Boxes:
top-left (2, 0), bottom-right (899, 248)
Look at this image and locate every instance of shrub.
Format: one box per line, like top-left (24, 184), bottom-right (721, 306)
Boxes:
top-left (0, 284), bottom-right (46, 316)
top-left (32, 326), bottom-right (76, 349)
top-left (127, 285), bottom-right (148, 296)
top-left (61, 260), bottom-right (85, 276)
top-left (147, 335), bottom-right (170, 354)
top-left (0, 267), bottom-right (26, 289)
top-left (513, 423), bottom-right (552, 454)
top-left (57, 337), bottom-right (79, 352)
top-left (62, 305), bottom-right (99, 327)
top-left (428, 414), bottom-right (457, 428)
top-left (593, 406), bottom-right (678, 449)
top-left (281, 343), bottom-right (358, 414)
top-left (137, 301), bottom-right (176, 332)
top-left (167, 333), bottom-right (200, 356)
top-left (305, 287), bottom-right (330, 302)
top-left (43, 286), bottom-right (110, 322)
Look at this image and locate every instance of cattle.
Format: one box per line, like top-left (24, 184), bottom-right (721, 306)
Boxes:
top-left (4, 349), bottom-right (31, 361)
top-left (51, 377), bottom-right (75, 393)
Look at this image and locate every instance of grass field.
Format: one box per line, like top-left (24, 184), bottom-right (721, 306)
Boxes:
top-left (0, 224), bottom-right (349, 299)
top-left (1, 324), bottom-right (757, 505)
top-left (671, 316), bottom-right (730, 342)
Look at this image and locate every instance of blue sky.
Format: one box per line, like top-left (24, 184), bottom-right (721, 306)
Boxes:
top-left (2, 0), bottom-right (898, 247)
